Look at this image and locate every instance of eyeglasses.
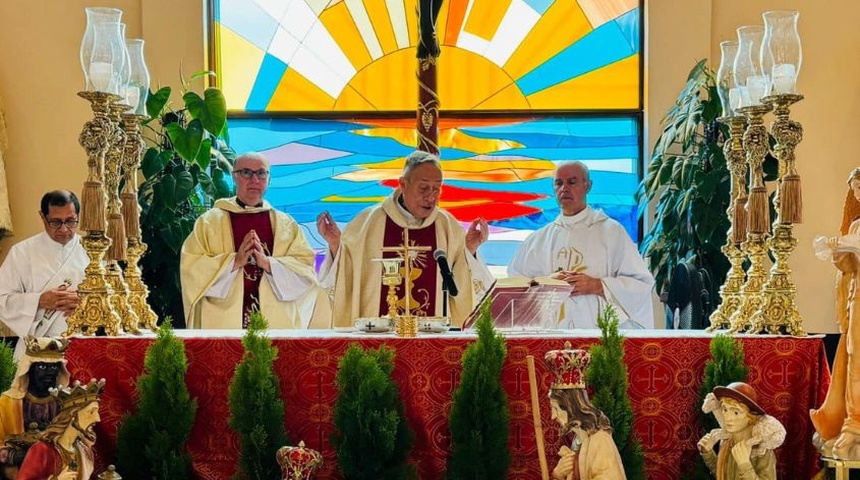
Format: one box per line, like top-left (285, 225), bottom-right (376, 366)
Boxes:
top-left (46, 219), bottom-right (79, 229)
top-left (233, 168), bottom-right (269, 180)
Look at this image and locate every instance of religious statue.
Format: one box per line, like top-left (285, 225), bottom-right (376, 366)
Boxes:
top-left (16, 378), bottom-right (105, 480)
top-left (0, 337), bottom-right (70, 479)
top-left (277, 440), bottom-right (323, 480)
top-left (810, 166), bottom-right (860, 459)
top-left (698, 382), bottom-right (785, 479)
top-left (544, 344), bottom-right (626, 480)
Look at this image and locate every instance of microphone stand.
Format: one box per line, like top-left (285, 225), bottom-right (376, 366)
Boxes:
top-left (442, 285), bottom-right (450, 325)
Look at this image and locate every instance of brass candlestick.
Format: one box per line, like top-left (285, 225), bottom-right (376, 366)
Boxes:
top-left (67, 91), bottom-right (122, 336)
top-left (728, 103), bottom-right (772, 334)
top-left (708, 115), bottom-right (748, 331)
top-left (120, 113), bottom-right (158, 331)
top-left (747, 94), bottom-right (806, 336)
top-left (104, 103), bottom-right (139, 334)
top-left (381, 229), bottom-right (429, 337)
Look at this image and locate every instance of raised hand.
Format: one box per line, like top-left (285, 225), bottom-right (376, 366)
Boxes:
top-left (316, 211), bottom-right (341, 256)
top-left (465, 217), bottom-right (489, 255)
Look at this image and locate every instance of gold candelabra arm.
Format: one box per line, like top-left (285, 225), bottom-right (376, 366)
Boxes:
top-left (709, 115), bottom-right (749, 329)
top-left (747, 94), bottom-right (806, 336)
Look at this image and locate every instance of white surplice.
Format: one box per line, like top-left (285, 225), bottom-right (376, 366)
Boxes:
top-left (508, 207), bottom-right (655, 329)
top-left (0, 232), bottom-right (88, 358)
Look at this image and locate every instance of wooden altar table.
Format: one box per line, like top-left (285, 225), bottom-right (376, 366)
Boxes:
top-left (65, 330), bottom-right (829, 480)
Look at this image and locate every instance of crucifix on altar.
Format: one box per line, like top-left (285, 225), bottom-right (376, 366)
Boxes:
top-left (380, 228), bottom-right (431, 337)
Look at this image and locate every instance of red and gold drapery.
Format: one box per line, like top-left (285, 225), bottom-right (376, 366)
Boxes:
top-left (66, 331), bottom-right (828, 479)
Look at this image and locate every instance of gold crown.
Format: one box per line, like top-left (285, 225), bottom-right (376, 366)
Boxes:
top-left (51, 379), bottom-right (105, 410)
top-left (24, 336), bottom-right (69, 359)
top-left (277, 441), bottom-right (323, 480)
top-left (544, 341), bottom-right (590, 390)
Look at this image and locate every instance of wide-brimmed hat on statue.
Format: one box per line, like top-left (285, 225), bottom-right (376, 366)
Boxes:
top-left (544, 341), bottom-right (590, 390)
top-left (713, 381), bottom-right (765, 416)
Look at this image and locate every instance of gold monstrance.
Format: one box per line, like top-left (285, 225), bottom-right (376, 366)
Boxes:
top-left (380, 228), bottom-right (430, 337)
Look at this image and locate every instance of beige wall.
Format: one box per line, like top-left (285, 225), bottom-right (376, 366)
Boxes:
top-left (1, 0), bottom-right (857, 332)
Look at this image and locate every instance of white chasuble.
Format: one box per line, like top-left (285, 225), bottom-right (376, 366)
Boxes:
top-left (508, 207), bottom-right (654, 329)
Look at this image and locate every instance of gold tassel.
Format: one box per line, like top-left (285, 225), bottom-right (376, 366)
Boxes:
top-left (79, 181), bottom-right (106, 232)
top-left (779, 174), bottom-right (803, 224)
top-left (747, 186), bottom-right (770, 234)
top-left (106, 213), bottom-right (127, 261)
top-left (121, 192), bottom-right (140, 239)
top-left (732, 197), bottom-right (748, 244)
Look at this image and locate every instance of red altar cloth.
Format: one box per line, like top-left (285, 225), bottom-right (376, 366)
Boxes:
top-left (65, 331), bottom-right (829, 479)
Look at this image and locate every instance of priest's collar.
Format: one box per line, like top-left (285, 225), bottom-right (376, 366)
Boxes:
top-left (236, 198), bottom-right (264, 209)
top-left (558, 207), bottom-right (591, 228)
top-left (395, 193), bottom-right (423, 227)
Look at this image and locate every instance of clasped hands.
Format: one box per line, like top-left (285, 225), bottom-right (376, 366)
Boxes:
top-left (234, 230), bottom-right (271, 273)
top-left (552, 270), bottom-right (604, 297)
top-left (38, 283), bottom-right (78, 316)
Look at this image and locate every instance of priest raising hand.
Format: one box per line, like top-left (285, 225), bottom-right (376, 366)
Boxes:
top-left (318, 151), bottom-right (495, 328)
top-left (181, 152), bottom-right (324, 329)
top-left (465, 218), bottom-right (489, 255)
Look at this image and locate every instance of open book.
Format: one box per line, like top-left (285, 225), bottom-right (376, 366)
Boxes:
top-left (462, 276), bottom-right (574, 329)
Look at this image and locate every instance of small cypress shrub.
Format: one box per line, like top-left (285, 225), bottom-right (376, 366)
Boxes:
top-left (0, 340), bottom-right (15, 392)
top-left (116, 319), bottom-right (197, 480)
top-left (331, 343), bottom-right (416, 480)
top-left (587, 305), bottom-right (646, 480)
top-left (228, 311), bottom-right (288, 480)
top-left (446, 299), bottom-right (510, 479)
top-left (682, 333), bottom-right (748, 480)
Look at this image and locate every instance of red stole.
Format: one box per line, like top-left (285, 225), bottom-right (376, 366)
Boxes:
top-left (378, 216), bottom-right (438, 317)
top-left (229, 211), bottom-right (274, 328)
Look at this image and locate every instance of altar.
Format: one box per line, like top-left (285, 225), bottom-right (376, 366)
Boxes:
top-left (65, 330), bottom-right (828, 480)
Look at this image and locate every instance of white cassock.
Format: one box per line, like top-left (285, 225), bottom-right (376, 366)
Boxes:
top-left (0, 232), bottom-right (88, 358)
top-left (508, 207), bottom-right (654, 329)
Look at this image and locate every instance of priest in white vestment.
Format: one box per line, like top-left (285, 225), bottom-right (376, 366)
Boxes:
top-left (0, 191), bottom-right (87, 359)
top-left (317, 151), bottom-right (495, 328)
top-left (181, 153), bottom-right (322, 329)
top-left (508, 162), bottom-right (654, 329)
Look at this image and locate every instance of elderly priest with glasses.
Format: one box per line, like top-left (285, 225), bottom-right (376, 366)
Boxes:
top-left (181, 152), bottom-right (322, 329)
top-left (0, 191), bottom-right (87, 359)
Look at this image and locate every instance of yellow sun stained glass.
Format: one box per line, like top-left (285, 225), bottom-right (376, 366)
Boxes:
top-left (213, 0), bottom-right (641, 113)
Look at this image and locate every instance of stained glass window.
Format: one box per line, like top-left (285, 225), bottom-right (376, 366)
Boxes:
top-left (212, 0), bottom-right (643, 269)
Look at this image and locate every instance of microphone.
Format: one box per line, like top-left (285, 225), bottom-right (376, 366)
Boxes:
top-left (434, 249), bottom-right (458, 297)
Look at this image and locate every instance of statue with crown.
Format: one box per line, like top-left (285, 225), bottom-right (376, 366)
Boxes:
top-left (15, 378), bottom-right (105, 480)
top-left (0, 337), bottom-right (71, 479)
top-left (544, 343), bottom-right (626, 480)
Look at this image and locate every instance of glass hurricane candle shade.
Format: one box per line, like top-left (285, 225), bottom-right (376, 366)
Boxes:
top-left (80, 7), bottom-right (122, 91)
top-left (717, 41), bottom-right (739, 116)
top-left (761, 10), bottom-right (801, 94)
top-left (126, 39), bottom-right (150, 116)
top-left (118, 24), bottom-right (133, 107)
top-left (733, 25), bottom-right (767, 107)
top-left (87, 21), bottom-right (125, 94)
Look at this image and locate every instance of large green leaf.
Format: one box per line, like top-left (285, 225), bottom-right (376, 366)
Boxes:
top-left (145, 87), bottom-right (171, 124)
top-left (195, 138), bottom-right (212, 171)
top-left (165, 119), bottom-right (204, 162)
top-left (184, 89), bottom-right (227, 138)
top-left (173, 170), bottom-right (195, 203)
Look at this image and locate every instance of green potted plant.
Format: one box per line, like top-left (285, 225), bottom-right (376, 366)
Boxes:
top-left (446, 299), bottom-right (510, 478)
top-left (637, 59), bottom-right (777, 311)
top-left (138, 73), bottom-right (236, 327)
